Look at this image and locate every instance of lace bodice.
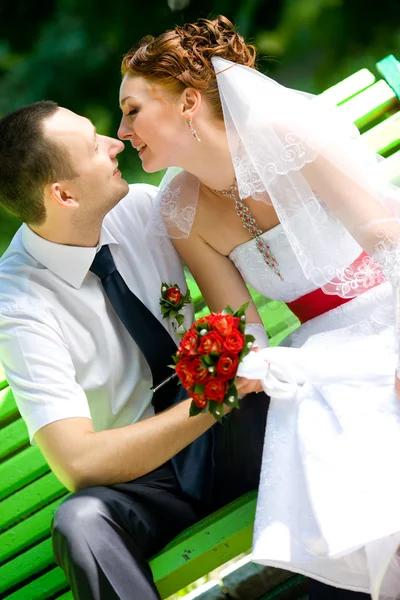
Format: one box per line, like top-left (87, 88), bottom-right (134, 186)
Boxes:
top-left (229, 224), bottom-right (318, 302)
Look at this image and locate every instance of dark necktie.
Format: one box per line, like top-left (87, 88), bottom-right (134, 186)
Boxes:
top-left (90, 245), bottom-right (214, 502)
top-left (90, 245), bottom-right (178, 412)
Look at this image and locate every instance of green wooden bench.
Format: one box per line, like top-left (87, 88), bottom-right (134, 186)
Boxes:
top-left (1, 54), bottom-right (400, 600)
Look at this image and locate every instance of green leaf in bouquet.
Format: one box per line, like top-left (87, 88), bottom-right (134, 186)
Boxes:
top-left (193, 383), bottom-right (206, 394)
top-left (171, 354), bottom-right (180, 365)
top-left (169, 309), bottom-right (178, 317)
top-left (209, 400), bottom-right (224, 423)
top-left (224, 384), bottom-right (240, 409)
top-left (195, 321), bottom-right (210, 333)
top-left (189, 401), bottom-right (207, 417)
top-left (233, 300), bottom-right (251, 319)
top-left (209, 351), bottom-right (223, 360)
top-left (238, 321), bottom-right (246, 334)
top-left (221, 305), bottom-right (234, 315)
top-left (202, 354), bottom-right (217, 366)
top-left (240, 334), bottom-right (256, 359)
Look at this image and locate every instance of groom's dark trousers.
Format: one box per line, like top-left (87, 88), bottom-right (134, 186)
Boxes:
top-left (52, 391), bottom-right (369, 599)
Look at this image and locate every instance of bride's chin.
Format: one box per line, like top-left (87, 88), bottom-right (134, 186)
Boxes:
top-left (141, 159), bottom-right (167, 174)
top-left (142, 163), bottom-right (158, 174)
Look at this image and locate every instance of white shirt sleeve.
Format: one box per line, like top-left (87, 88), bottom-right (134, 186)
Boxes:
top-left (0, 306), bottom-right (91, 442)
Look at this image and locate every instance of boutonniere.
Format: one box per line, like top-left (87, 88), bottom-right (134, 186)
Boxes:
top-left (160, 282), bottom-right (192, 330)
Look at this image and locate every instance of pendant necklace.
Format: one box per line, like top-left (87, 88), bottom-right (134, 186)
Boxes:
top-left (211, 177), bottom-right (283, 280)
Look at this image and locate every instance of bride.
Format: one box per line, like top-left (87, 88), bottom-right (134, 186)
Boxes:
top-left (118, 16), bottom-right (400, 599)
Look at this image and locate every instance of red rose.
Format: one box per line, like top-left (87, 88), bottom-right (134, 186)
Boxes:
top-left (198, 331), bottom-right (224, 355)
top-left (190, 358), bottom-right (210, 383)
top-left (189, 390), bottom-right (208, 408)
top-left (209, 313), bottom-right (240, 337)
top-left (166, 286), bottom-right (183, 305)
top-left (180, 330), bottom-right (199, 356)
top-left (176, 357), bottom-right (209, 388)
top-left (223, 329), bottom-right (245, 353)
top-left (175, 358), bottom-right (197, 388)
top-left (192, 316), bottom-right (210, 332)
top-left (216, 353), bottom-right (239, 380)
top-left (205, 380), bottom-right (228, 404)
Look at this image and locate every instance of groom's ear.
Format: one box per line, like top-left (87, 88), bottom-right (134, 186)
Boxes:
top-left (45, 182), bottom-right (79, 210)
top-left (180, 88), bottom-right (202, 119)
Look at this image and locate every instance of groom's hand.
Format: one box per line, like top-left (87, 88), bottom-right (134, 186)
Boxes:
top-left (235, 376), bottom-right (263, 397)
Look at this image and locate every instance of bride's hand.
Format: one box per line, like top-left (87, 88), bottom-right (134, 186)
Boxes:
top-left (235, 345), bottom-right (264, 397)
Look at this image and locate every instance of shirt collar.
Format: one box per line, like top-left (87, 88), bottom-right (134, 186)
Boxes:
top-left (22, 223), bottom-right (119, 289)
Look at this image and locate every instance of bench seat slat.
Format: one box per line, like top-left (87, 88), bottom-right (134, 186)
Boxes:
top-left (0, 538), bottom-right (55, 595)
top-left (55, 592), bottom-right (73, 600)
top-left (3, 566), bottom-right (68, 600)
top-left (0, 498), bottom-right (64, 565)
top-left (0, 387), bottom-right (19, 428)
top-left (150, 491), bottom-right (257, 599)
top-left (0, 418), bottom-right (29, 462)
top-left (0, 471), bottom-right (67, 533)
top-left (0, 363), bottom-right (6, 388)
top-left (0, 445), bottom-right (49, 501)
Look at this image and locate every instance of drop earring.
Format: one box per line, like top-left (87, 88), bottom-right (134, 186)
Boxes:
top-left (186, 119), bottom-right (201, 142)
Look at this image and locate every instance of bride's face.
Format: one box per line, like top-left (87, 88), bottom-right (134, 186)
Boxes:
top-left (118, 75), bottom-right (191, 173)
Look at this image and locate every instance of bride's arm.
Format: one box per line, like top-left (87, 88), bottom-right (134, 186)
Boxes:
top-left (301, 155), bottom-right (400, 254)
top-left (173, 231), bottom-right (262, 322)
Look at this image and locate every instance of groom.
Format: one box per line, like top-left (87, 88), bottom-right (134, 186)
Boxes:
top-left (0, 102), bottom-right (368, 600)
top-left (0, 101), bottom-right (269, 600)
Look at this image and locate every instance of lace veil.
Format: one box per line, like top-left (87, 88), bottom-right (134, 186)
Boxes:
top-left (147, 57), bottom-right (400, 297)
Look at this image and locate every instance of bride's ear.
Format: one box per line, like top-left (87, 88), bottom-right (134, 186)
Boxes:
top-left (181, 88), bottom-right (202, 120)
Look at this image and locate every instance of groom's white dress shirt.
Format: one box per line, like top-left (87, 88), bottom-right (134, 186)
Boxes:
top-left (0, 184), bottom-right (193, 442)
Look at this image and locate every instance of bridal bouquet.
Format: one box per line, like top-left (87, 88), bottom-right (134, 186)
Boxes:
top-left (171, 303), bottom-right (255, 422)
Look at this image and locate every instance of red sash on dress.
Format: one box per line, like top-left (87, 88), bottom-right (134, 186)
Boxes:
top-left (286, 252), bottom-right (382, 324)
top-left (287, 288), bottom-right (352, 324)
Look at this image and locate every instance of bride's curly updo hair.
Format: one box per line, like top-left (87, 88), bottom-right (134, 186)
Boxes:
top-left (121, 15), bottom-right (257, 119)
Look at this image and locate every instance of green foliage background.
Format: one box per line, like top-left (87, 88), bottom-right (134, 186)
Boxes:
top-left (0, 0), bottom-right (399, 256)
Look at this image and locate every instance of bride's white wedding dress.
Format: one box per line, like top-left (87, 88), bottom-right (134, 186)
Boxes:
top-left (231, 222), bottom-right (400, 599)
top-left (150, 54), bottom-right (400, 599)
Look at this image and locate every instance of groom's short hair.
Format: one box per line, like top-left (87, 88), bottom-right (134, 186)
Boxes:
top-left (0, 101), bottom-right (77, 225)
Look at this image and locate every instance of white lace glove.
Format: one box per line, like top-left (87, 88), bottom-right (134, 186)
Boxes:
top-left (234, 323), bottom-right (268, 397)
top-left (245, 323), bottom-right (269, 349)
